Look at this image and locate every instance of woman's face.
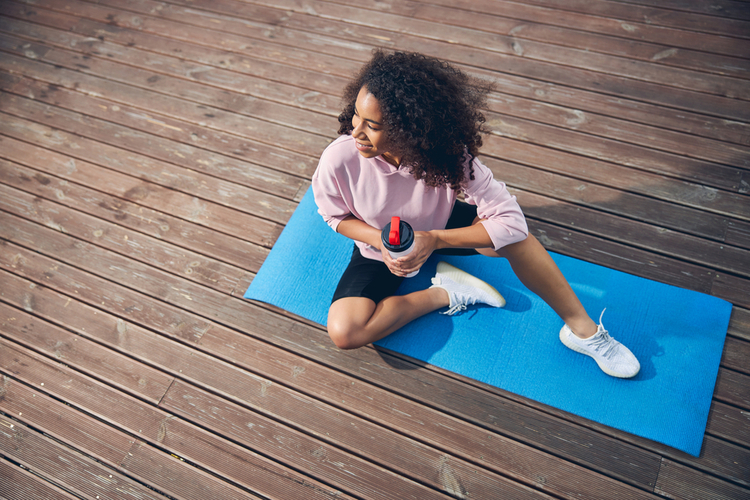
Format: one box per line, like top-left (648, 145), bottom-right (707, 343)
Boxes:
top-left (351, 86), bottom-right (400, 165)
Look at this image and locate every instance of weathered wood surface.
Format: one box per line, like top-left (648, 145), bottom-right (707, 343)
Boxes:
top-left (0, 0), bottom-right (748, 498)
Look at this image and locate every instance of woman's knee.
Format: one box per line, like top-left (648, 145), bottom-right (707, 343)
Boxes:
top-left (327, 297), bottom-right (376, 349)
top-left (326, 320), bottom-right (362, 350)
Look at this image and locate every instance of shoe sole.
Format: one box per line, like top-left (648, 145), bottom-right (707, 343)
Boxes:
top-left (559, 326), bottom-right (639, 378)
top-left (436, 261), bottom-right (506, 308)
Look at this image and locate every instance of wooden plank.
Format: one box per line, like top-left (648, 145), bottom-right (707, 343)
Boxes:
top-left (475, 68), bottom-right (750, 148)
top-left (483, 94), bottom-right (750, 170)
top-left (0, 72), bottom-right (319, 179)
top-left (4, 31), bottom-right (748, 232)
top-left (0, 222), bottom-right (568, 497)
top-left (258, 0), bottom-right (750, 99)
top-left (723, 337), bottom-right (750, 375)
top-left (0, 200), bottom-right (708, 496)
top-left (0, 268), bottom-right (234, 398)
top-left (508, 0), bottom-right (750, 38)
top-left (0, 372), bottom-right (134, 468)
top-left (706, 401), bottom-right (750, 449)
top-left (38, 0), bottom-right (737, 199)
top-left (0, 214), bottom-right (249, 334)
top-left (363, 0), bottom-right (750, 78)
top-left (230, 302), bottom-right (748, 488)
top-left (13, 0), bottom-right (749, 148)
top-left (0, 120), bottom-right (284, 247)
top-left (0, 237), bottom-right (212, 344)
top-left (0, 9), bottom-right (340, 117)
top-left (8, 2), bottom-right (744, 182)
top-left (715, 368), bottom-right (750, 409)
top-left (0, 145), bottom-right (275, 267)
top-left (728, 307), bottom-right (750, 342)
top-left (161, 381), bottom-right (545, 500)
top-left (0, 456), bottom-right (79, 500)
top-left (713, 273), bottom-right (750, 309)
top-left (0, 31), bottom-right (337, 141)
top-left (0, 339), bottom-right (169, 440)
top-left (0, 108), bottom-right (297, 226)
top-left (15, 189), bottom-right (730, 491)
top-left (0, 50), bottom-right (332, 158)
top-left (154, 0), bottom-right (750, 116)
top-left (0, 90), bottom-right (308, 201)
top-left (0, 181), bottom-right (249, 294)
top-left (0, 341), bottom-right (355, 500)
top-left (197, 324), bottom-right (663, 493)
top-left (615, 0), bottom-right (750, 20)
top-left (341, 0), bottom-right (750, 58)
top-left (483, 113), bottom-right (745, 191)
top-left (67, 0), bottom-right (750, 121)
top-left (525, 220), bottom-right (715, 293)
top-left (488, 142), bottom-right (740, 232)
top-left (2, 215), bottom-right (748, 492)
top-left (375, 342), bottom-right (750, 488)
top-left (728, 219), bottom-right (750, 250)
top-left (0, 415), bottom-right (169, 500)
top-left (0, 300), bottom-right (173, 404)
top-left (1, 2), bottom-right (747, 499)
top-left (2, 0), bottom-right (362, 78)
top-left (4, 73), bottom-right (746, 263)
top-left (119, 441), bottom-right (267, 500)
top-left (515, 189), bottom-right (750, 278)
top-left (656, 458), bottom-right (750, 500)
top-left (0, 292), bottom-right (452, 498)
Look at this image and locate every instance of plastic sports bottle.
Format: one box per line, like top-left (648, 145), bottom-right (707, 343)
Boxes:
top-left (381, 216), bottom-right (418, 277)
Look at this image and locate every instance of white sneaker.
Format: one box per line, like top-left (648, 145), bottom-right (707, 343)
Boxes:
top-left (430, 262), bottom-right (506, 315)
top-left (559, 310), bottom-right (640, 378)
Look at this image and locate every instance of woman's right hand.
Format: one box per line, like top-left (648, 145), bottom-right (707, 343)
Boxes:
top-left (380, 230), bottom-right (437, 277)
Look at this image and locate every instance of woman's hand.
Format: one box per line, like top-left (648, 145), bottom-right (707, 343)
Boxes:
top-left (381, 231), bottom-right (438, 277)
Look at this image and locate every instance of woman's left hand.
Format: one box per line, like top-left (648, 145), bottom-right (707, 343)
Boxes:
top-left (387, 231), bottom-right (438, 276)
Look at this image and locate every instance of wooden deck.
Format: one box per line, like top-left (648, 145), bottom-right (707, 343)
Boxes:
top-left (0, 0), bottom-right (748, 498)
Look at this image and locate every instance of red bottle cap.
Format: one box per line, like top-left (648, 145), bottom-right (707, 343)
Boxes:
top-left (389, 216), bottom-right (401, 245)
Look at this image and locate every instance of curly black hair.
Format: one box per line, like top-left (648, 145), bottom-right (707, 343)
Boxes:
top-left (338, 50), bottom-right (493, 189)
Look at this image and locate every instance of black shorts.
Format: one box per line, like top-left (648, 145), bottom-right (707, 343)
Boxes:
top-left (331, 201), bottom-right (480, 304)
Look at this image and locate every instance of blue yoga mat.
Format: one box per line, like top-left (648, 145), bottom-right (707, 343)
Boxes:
top-left (245, 187), bottom-right (732, 456)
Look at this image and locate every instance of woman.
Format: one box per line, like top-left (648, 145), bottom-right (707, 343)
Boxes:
top-left (312, 50), bottom-right (639, 378)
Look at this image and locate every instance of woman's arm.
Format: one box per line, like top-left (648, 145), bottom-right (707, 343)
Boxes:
top-left (335, 215), bottom-right (382, 249)
top-left (429, 224), bottom-right (494, 251)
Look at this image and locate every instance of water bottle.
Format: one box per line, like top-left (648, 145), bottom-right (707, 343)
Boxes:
top-left (381, 217), bottom-right (418, 277)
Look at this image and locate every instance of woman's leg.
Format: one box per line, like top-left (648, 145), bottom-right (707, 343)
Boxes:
top-left (480, 234), bottom-right (597, 338)
top-left (480, 232), bottom-right (640, 377)
top-left (327, 289), bottom-right (449, 350)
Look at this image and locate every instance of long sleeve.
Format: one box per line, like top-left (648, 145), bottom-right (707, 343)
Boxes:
top-left (462, 158), bottom-right (528, 250)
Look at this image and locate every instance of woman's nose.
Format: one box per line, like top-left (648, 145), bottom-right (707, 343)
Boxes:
top-left (352, 118), bottom-right (365, 137)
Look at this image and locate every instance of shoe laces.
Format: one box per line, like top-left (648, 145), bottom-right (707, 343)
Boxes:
top-left (586, 329), bottom-right (620, 360)
top-left (586, 308), bottom-right (620, 360)
top-left (442, 303), bottom-right (467, 316)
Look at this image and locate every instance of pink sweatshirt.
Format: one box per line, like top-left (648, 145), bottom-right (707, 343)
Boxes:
top-left (312, 135), bottom-right (528, 261)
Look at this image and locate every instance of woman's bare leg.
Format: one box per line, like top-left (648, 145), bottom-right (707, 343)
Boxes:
top-left (328, 232), bottom-right (596, 349)
top-left (481, 234), bottom-right (597, 338)
top-left (327, 288), bottom-right (449, 349)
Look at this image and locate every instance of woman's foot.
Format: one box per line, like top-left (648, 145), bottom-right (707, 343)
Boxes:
top-left (429, 262), bottom-right (506, 315)
top-left (560, 310), bottom-right (640, 378)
